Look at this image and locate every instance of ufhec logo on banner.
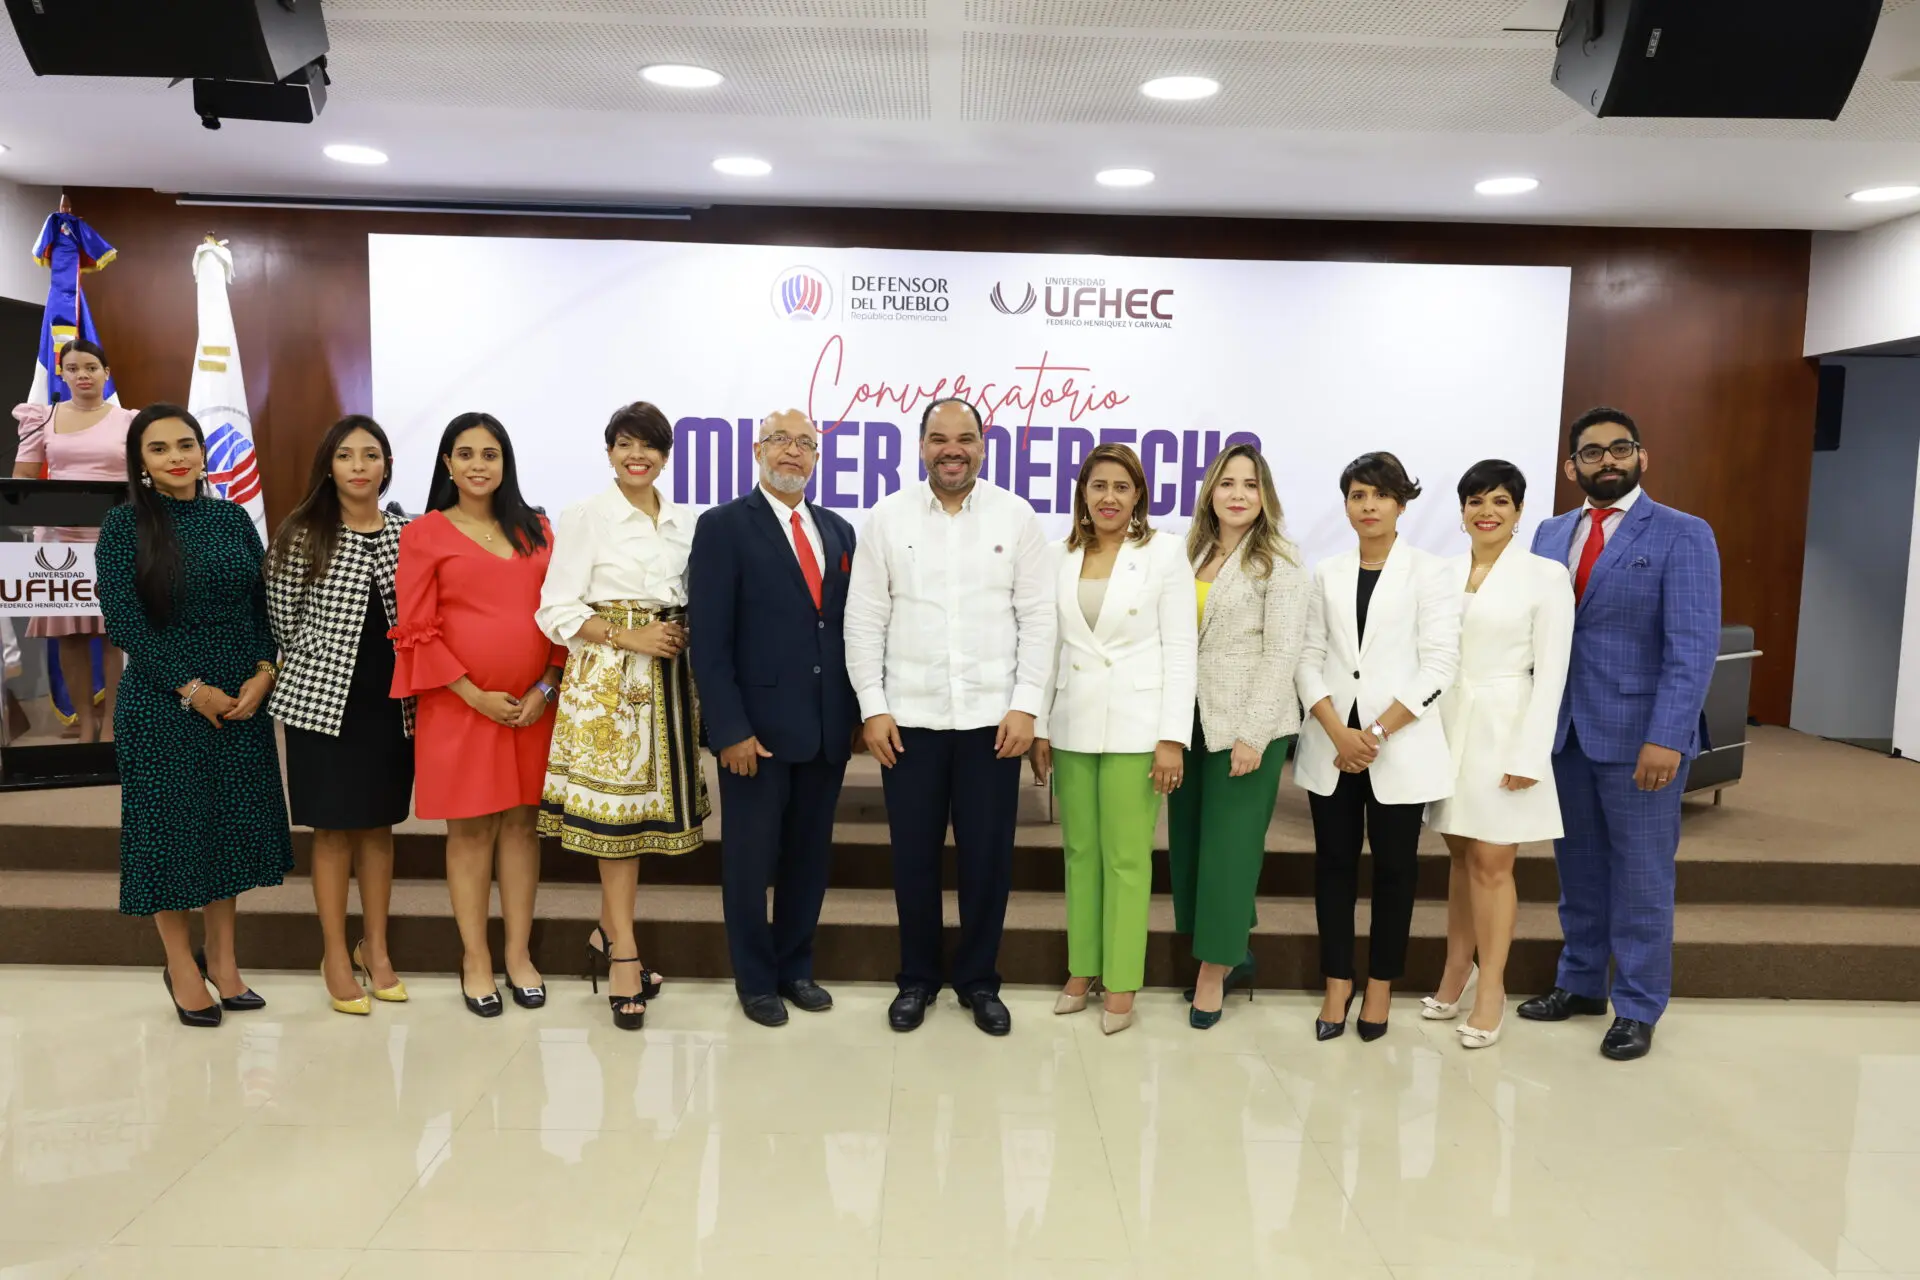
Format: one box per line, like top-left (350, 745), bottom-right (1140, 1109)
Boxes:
top-left (0, 542), bottom-right (101, 616)
top-left (991, 279), bottom-right (1175, 328)
top-left (771, 266), bottom-right (834, 320)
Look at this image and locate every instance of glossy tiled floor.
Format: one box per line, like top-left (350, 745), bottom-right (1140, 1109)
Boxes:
top-left (3, 968), bottom-right (1919, 1279)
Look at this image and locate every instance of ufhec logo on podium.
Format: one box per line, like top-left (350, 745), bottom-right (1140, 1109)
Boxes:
top-left (0, 542), bottom-right (100, 616)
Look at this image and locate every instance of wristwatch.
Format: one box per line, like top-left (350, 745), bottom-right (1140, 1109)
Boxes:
top-left (1368, 722), bottom-right (1389, 744)
top-left (535, 680), bottom-right (560, 703)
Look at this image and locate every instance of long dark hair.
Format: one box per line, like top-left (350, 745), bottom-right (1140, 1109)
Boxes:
top-left (1066, 443), bottom-right (1154, 551)
top-left (424, 412), bottom-right (546, 555)
top-left (124, 403), bottom-right (207, 627)
top-left (270, 415), bottom-right (394, 584)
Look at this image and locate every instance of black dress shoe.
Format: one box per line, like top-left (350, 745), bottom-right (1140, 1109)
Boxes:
top-left (958, 989), bottom-right (1012, 1037)
top-left (508, 982), bottom-right (547, 1010)
top-left (889, 988), bottom-right (929, 1032)
top-left (163, 969), bottom-right (223, 1029)
top-left (1600, 1017), bottom-right (1655, 1061)
top-left (778, 979), bottom-right (833, 1013)
top-left (193, 948), bottom-right (265, 1011)
top-left (741, 994), bottom-right (789, 1027)
top-left (1516, 987), bottom-right (1609, 1022)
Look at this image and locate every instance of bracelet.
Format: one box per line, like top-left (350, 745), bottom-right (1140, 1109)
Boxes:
top-left (255, 660), bottom-right (279, 675)
top-left (604, 623), bottom-right (626, 649)
top-left (179, 679), bottom-right (203, 710)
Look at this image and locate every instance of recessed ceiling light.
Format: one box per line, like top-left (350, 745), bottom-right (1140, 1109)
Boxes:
top-left (1849, 185), bottom-right (1920, 203)
top-left (1096, 167), bottom-right (1155, 187)
top-left (641, 63), bottom-right (723, 89)
top-left (323, 143), bottom-right (387, 166)
top-left (713, 156), bottom-right (772, 177)
top-left (1140, 75), bottom-right (1219, 101)
top-left (1475, 176), bottom-right (1539, 196)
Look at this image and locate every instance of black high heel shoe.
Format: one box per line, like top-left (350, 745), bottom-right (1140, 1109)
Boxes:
top-left (1184, 949), bottom-right (1257, 1004)
top-left (603, 955), bottom-right (648, 1032)
top-left (1357, 987), bottom-right (1391, 1042)
top-left (1316, 988), bottom-right (1358, 1042)
top-left (163, 968), bottom-right (223, 1029)
top-left (586, 927), bottom-right (663, 1001)
top-left (193, 947), bottom-right (265, 1012)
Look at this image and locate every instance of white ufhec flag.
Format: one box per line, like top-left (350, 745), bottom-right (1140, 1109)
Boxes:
top-left (187, 239), bottom-right (265, 539)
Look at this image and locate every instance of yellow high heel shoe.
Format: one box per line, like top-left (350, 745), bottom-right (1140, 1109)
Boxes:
top-left (353, 941), bottom-right (409, 1003)
top-left (324, 959), bottom-right (372, 1016)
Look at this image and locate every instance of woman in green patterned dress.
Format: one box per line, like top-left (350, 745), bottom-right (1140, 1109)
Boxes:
top-left (96, 404), bottom-right (293, 1027)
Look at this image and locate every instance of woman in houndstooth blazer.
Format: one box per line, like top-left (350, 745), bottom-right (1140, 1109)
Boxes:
top-left (267, 416), bottom-right (415, 1016)
top-left (1169, 444), bottom-right (1309, 1030)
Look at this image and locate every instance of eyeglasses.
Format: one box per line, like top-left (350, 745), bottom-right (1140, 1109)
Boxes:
top-left (1572, 440), bottom-right (1640, 466)
top-left (758, 432), bottom-right (818, 455)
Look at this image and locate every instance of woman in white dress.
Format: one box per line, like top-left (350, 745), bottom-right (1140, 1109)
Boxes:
top-left (1424, 460), bottom-right (1574, 1048)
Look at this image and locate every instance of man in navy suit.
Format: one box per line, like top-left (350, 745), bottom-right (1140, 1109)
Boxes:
top-left (1518, 407), bottom-right (1721, 1061)
top-left (688, 409), bottom-right (858, 1027)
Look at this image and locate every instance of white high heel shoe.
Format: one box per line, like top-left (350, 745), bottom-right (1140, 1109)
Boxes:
top-left (1457, 1016), bottom-right (1504, 1050)
top-left (1420, 965), bottom-right (1478, 1020)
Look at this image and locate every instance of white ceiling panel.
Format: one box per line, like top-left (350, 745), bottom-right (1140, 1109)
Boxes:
top-left (2, 0), bottom-right (1920, 230)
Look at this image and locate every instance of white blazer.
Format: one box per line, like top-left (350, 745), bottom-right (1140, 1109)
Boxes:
top-left (1036, 531), bottom-right (1198, 754)
top-left (1294, 540), bottom-right (1461, 805)
top-left (1427, 545), bottom-right (1575, 845)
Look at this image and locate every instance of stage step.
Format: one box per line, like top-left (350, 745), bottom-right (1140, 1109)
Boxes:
top-left (6, 869), bottom-right (1918, 1003)
top-left (7, 819), bottom-right (1917, 908)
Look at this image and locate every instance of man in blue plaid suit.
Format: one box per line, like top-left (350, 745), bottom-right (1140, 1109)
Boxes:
top-left (1518, 407), bottom-right (1721, 1061)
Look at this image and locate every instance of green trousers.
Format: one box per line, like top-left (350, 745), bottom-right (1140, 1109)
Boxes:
top-left (1053, 749), bottom-right (1160, 994)
top-left (1168, 727), bottom-right (1292, 967)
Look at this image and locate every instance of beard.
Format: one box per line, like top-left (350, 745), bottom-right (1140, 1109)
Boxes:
top-left (1578, 458), bottom-right (1641, 504)
top-left (762, 467), bottom-right (808, 495)
top-left (928, 455), bottom-right (979, 493)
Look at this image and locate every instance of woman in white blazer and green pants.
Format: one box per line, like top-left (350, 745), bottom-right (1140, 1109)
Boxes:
top-left (1030, 445), bottom-right (1197, 1034)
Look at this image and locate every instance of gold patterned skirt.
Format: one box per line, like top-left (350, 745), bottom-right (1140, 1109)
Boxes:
top-left (538, 602), bottom-right (710, 859)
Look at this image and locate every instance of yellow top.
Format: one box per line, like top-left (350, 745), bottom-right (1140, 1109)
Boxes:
top-left (1195, 579), bottom-right (1211, 630)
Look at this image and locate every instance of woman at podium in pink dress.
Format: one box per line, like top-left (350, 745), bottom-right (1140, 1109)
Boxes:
top-left (1424, 459), bottom-right (1574, 1049)
top-left (11, 340), bottom-right (136, 743)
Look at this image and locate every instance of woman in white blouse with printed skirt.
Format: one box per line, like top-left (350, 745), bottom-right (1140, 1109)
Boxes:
top-left (535, 402), bottom-right (711, 1031)
top-left (1424, 460), bottom-right (1574, 1048)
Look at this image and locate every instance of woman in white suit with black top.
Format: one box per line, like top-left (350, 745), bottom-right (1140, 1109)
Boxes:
top-left (1423, 460), bottom-right (1574, 1048)
top-left (1029, 444), bottom-right (1197, 1036)
top-left (1295, 452), bottom-right (1460, 1043)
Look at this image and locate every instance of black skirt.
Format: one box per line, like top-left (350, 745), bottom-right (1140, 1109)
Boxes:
top-left (285, 586), bottom-right (414, 830)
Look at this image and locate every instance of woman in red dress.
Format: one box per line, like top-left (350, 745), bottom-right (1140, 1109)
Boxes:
top-left (390, 412), bottom-right (564, 1018)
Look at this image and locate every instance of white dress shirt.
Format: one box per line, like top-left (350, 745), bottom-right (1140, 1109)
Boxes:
top-left (762, 485), bottom-right (825, 576)
top-left (844, 478), bottom-right (1056, 731)
top-left (1565, 483), bottom-right (1643, 572)
top-left (536, 483), bottom-right (693, 644)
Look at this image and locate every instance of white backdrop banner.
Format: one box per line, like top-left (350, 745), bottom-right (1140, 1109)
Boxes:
top-left (0, 542), bottom-right (99, 616)
top-left (369, 235), bottom-right (1571, 565)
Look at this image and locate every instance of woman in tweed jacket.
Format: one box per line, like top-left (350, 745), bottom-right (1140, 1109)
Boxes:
top-left (267, 416), bottom-right (415, 1015)
top-left (1169, 443), bottom-right (1309, 1029)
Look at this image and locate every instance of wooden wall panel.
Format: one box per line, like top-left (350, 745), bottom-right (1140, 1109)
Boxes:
top-left (61, 187), bottom-right (1817, 722)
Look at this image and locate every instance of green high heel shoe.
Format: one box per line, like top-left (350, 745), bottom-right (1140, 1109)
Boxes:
top-left (1183, 950), bottom-right (1256, 1003)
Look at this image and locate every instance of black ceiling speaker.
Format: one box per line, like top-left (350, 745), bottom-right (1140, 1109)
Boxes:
top-left (1551, 0), bottom-right (1883, 120)
top-left (4, 0), bottom-right (328, 83)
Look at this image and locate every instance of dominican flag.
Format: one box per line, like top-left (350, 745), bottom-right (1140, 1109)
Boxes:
top-left (27, 209), bottom-right (119, 407)
top-left (15, 209), bottom-right (118, 726)
top-left (188, 239), bottom-right (266, 537)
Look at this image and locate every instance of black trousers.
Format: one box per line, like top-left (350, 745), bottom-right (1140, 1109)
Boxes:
top-left (880, 725), bottom-right (1021, 998)
top-left (717, 753), bottom-right (847, 997)
top-left (1308, 767), bottom-right (1425, 982)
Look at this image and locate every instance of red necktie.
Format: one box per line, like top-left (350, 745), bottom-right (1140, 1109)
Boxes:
top-left (1573, 506), bottom-right (1612, 601)
top-left (791, 510), bottom-right (823, 610)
